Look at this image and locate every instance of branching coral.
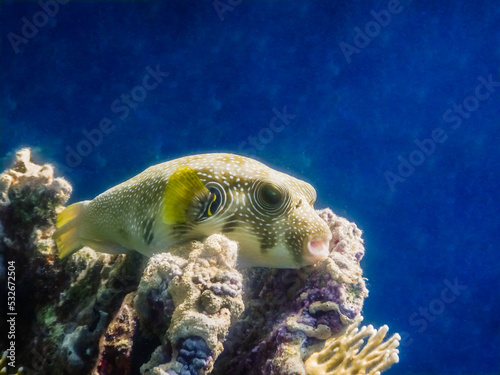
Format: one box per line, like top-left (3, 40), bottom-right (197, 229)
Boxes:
top-left (0, 350), bottom-right (23, 375)
top-left (304, 316), bottom-right (400, 375)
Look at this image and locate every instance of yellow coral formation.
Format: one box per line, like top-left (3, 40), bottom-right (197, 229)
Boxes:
top-left (304, 317), bottom-right (400, 375)
top-left (0, 351), bottom-right (23, 375)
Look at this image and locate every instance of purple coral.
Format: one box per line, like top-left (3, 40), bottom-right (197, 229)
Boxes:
top-left (2, 149), bottom-right (380, 375)
top-left (214, 208), bottom-right (368, 375)
top-left (176, 337), bottom-right (213, 375)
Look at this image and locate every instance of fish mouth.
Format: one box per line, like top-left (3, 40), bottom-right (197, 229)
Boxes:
top-left (304, 234), bottom-right (332, 264)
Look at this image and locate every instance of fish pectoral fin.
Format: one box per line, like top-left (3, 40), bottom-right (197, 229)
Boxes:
top-left (53, 201), bottom-right (89, 259)
top-left (81, 239), bottom-right (130, 255)
top-left (162, 165), bottom-right (210, 225)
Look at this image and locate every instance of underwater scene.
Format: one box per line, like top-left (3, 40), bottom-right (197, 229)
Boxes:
top-left (0, 1), bottom-right (499, 374)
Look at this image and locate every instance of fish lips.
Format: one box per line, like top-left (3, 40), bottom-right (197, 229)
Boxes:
top-left (304, 234), bottom-right (332, 264)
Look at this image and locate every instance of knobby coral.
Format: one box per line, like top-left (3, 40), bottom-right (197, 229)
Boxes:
top-left (135, 234), bottom-right (245, 375)
top-left (0, 149), bottom-right (144, 374)
top-left (0, 148), bottom-right (71, 259)
top-left (0, 148), bottom-right (400, 375)
top-left (213, 208), bottom-right (377, 375)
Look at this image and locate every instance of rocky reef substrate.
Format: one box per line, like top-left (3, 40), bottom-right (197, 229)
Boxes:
top-left (0, 149), bottom-right (400, 375)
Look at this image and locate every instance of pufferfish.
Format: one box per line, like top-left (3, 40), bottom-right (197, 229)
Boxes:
top-left (53, 154), bottom-right (332, 268)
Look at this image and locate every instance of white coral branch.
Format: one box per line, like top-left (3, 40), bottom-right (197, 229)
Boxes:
top-left (304, 317), bottom-right (400, 375)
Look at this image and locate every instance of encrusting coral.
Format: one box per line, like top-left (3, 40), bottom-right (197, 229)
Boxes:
top-left (213, 208), bottom-right (387, 375)
top-left (0, 148), bottom-right (400, 375)
top-left (0, 148), bottom-right (71, 260)
top-left (135, 234), bottom-right (244, 375)
top-left (0, 149), bottom-right (144, 374)
top-left (94, 292), bottom-right (138, 374)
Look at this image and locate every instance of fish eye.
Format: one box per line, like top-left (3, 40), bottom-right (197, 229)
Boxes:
top-left (252, 181), bottom-right (290, 217)
top-left (207, 187), bottom-right (222, 216)
top-left (196, 182), bottom-right (226, 221)
top-left (260, 183), bottom-right (283, 206)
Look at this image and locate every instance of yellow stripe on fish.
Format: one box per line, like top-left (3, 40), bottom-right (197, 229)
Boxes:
top-left (53, 153), bottom-right (332, 268)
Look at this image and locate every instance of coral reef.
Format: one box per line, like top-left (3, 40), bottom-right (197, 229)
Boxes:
top-left (136, 234), bottom-right (244, 375)
top-left (0, 148), bottom-right (400, 375)
top-left (304, 316), bottom-right (400, 375)
top-left (94, 292), bottom-right (138, 375)
top-left (0, 148), bottom-right (71, 263)
top-left (0, 149), bottom-right (144, 374)
top-left (213, 208), bottom-right (372, 375)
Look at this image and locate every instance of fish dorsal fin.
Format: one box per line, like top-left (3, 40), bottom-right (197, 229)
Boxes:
top-left (162, 165), bottom-right (209, 224)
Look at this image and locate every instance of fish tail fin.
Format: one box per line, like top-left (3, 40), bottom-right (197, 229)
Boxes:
top-left (53, 201), bottom-right (89, 258)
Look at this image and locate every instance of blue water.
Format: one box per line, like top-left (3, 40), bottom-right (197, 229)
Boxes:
top-left (1, 1), bottom-right (499, 374)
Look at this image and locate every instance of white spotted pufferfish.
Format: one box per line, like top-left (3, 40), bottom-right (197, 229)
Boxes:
top-left (54, 154), bottom-right (332, 268)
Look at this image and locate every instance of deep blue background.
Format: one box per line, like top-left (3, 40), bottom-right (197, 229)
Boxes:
top-left (1, 1), bottom-right (499, 374)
